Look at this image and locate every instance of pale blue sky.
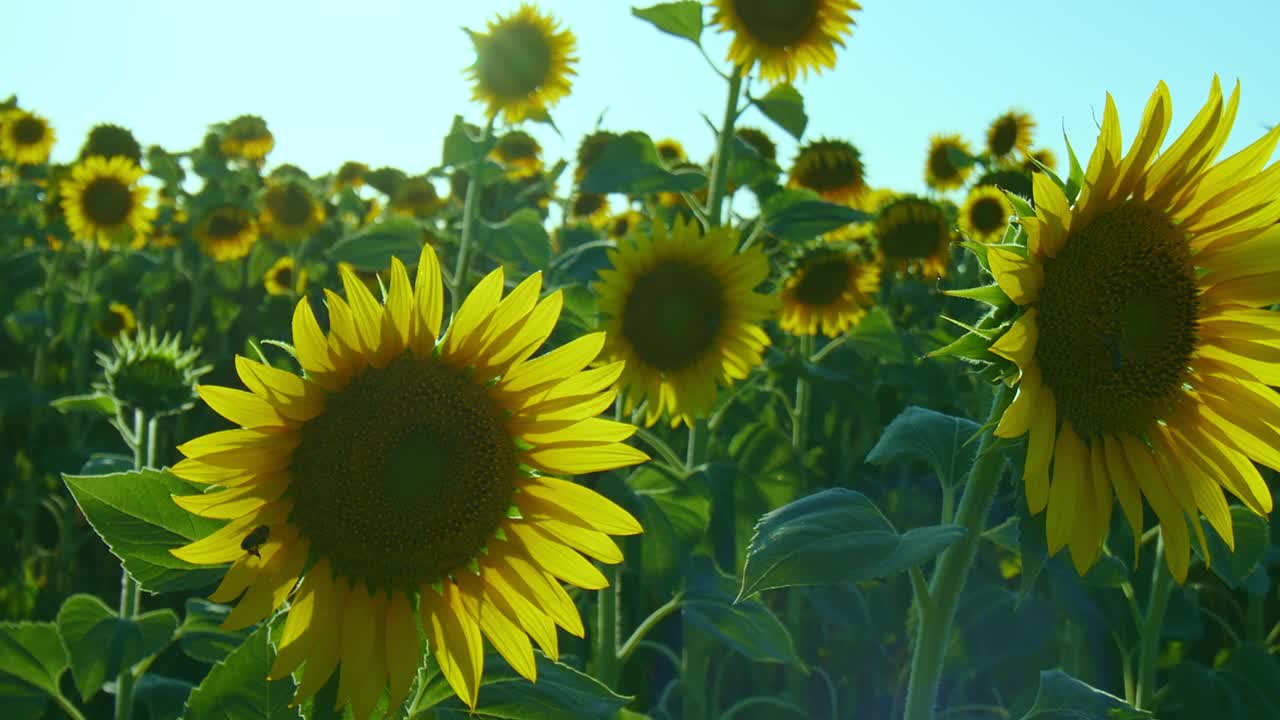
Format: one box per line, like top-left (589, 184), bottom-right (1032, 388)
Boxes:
top-left (4, 1), bottom-right (1278, 195)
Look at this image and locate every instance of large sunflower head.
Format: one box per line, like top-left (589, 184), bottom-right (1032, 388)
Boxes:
top-left (467, 4), bottom-right (578, 123)
top-left (60, 156), bottom-right (155, 249)
top-left (986, 110), bottom-right (1036, 161)
top-left (925, 134), bottom-right (974, 192)
top-left (594, 217), bottom-right (777, 427)
top-left (264, 256), bottom-right (307, 296)
top-left (875, 196), bottom-right (953, 279)
top-left (220, 115), bottom-right (274, 163)
top-left (958, 185), bottom-right (1013, 243)
top-left (0, 109), bottom-right (55, 165)
top-left (711, 0), bottom-right (861, 84)
top-left (79, 123), bottom-right (143, 165)
top-left (779, 247), bottom-right (880, 337)
top-left (197, 206), bottom-right (259, 261)
top-left (169, 245), bottom-right (647, 715)
top-left (982, 78), bottom-right (1280, 581)
top-left (261, 181), bottom-right (324, 243)
top-left (491, 130), bottom-right (544, 179)
top-left (390, 177), bottom-right (441, 219)
top-left (787, 138), bottom-right (868, 204)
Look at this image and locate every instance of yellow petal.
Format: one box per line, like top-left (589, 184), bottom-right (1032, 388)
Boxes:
top-left (1046, 422), bottom-right (1085, 556)
top-left (994, 364), bottom-right (1041, 439)
top-left (457, 573), bottom-right (537, 683)
top-left (519, 476), bottom-right (644, 536)
top-left (512, 417), bottom-right (637, 446)
top-left (525, 442), bottom-right (650, 476)
top-left (987, 246), bottom-right (1043, 305)
top-left (340, 264), bottom-right (384, 358)
top-left (235, 355), bottom-right (326, 422)
top-left (1102, 435), bottom-right (1144, 556)
top-left (171, 472), bottom-right (289, 519)
top-left (380, 257), bottom-right (414, 363)
top-left (1110, 82), bottom-right (1172, 201)
top-left (1122, 435), bottom-right (1191, 583)
top-left (478, 290), bottom-right (564, 379)
top-left (293, 569), bottom-right (347, 704)
top-left (526, 517), bottom-right (623, 564)
top-left (197, 386), bottom-right (291, 429)
top-left (480, 562), bottom-right (559, 661)
top-left (337, 582), bottom-right (378, 712)
top-left (506, 522), bottom-right (608, 589)
top-left (291, 297), bottom-right (339, 385)
top-left (170, 500), bottom-right (291, 565)
top-left (221, 539), bottom-right (308, 631)
top-left (350, 592), bottom-right (389, 720)
top-left (423, 582), bottom-right (484, 710)
top-left (269, 571), bottom-right (323, 680)
top-left (444, 267), bottom-right (504, 361)
top-left (492, 548), bottom-right (584, 637)
top-left (384, 591), bottom-right (421, 713)
top-left (1023, 385), bottom-right (1057, 515)
top-left (500, 333), bottom-right (607, 395)
top-left (989, 309), bottom-right (1039, 367)
top-left (411, 244), bottom-right (445, 359)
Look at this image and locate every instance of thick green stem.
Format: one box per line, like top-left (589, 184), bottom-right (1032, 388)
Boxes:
top-left (115, 410), bottom-right (148, 720)
top-left (686, 418), bottom-right (709, 471)
top-left (451, 116), bottom-right (497, 317)
top-left (903, 387), bottom-right (1008, 720)
top-left (703, 66), bottom-right (744, 228)
top-left (618, 593), bottom-right (683, 665)
top-left (1135, 539), bottom-right (1173, 710)
top-left (595, 565), bottom-right (621, 689)
top-left (786, 333), bottom-right (815, 703)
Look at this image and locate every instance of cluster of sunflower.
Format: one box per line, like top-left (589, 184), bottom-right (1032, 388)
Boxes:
top-left (4, 2), bottom-right (1280, 720)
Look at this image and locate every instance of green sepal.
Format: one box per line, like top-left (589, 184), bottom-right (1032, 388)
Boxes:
top-left (957, 240), bottom-right (991, 273)
top-left (942, 284), bottom-right (1010, 308)
top-left (940, 315), bottom-right (999, 341)
top-left (1006, 191), bottom-right (1036, 221)
top-left (928, 326), bottom-right (1002, 364)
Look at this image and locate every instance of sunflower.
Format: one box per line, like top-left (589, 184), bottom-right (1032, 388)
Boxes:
top-left (986, 78), bottom-right (1280, 581)
top-left (60, 156), bottom-right (155, 249)
top-left (875, 196), bottom-right (953, 279)
top-left (711, 0), bottom-right (861, 84)
top-left (333, 161), bottom-right (369, 193)
top-left (595, 217), bottom-right (776, 427)
top-left (390, 177), bottom-right (441, 219)
top-left (264, 256), bottom-right (307, 296)
top-left (925, 134), bottom-right (973, 192)
top-left (197, 207), bottom-right (259, 261)
top-left (986, 111), bottom-right (1036, 162)
top-left (959, 185), bottom-right (1013, 243)
top-left (655, 139), bottom-right (687, 165)
top-left (570, 192), bottom-right (610, 227)
top-left (221, 115), bottom-right (274, 163)
top-left (735, 127), bottom-right (777, 163)
top-left (261, 181), bottom-right (324, 243)
top-left (606, 211), bottom-right (644, 240)
top-left (491, 130), bottom-right (544, 179)
top-left (788, 138), bottom-right (868, 204)
top-left (0, 109), bottom-right (55, 165)
top-left (170, 246), bottom-right (648, 715)
top-left (1024, 148), bottom-right (1058, 175)
top-left (96, 302), bottom-right (137, 339)
top-left (467, 4), bottom-right (578, 123)
top-left (575, 130), bottom-right (618, 184)
top-left (79, 123), bottom-right (142, 165)
top-left (779, 248), bottom-right (879, 337)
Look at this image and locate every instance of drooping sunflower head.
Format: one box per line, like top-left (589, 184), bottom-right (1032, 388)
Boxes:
top-left (220, 114), bottom-right (274, 163)
top-left (79, 123), bottom-right (143, 165)
top-left (467, 4), bottom-right (578, 123)
top-left (60, 156), bottom-right (155, 249)
top-left (974, 168), bottom-right (1033, 203)
top-left (594, 217), bottom-right (777, 427)
top-left (735, 127), bottom-right (778, 163)
top-left (711, 0), bottom-right (861, 84)
top-left (574, 130), bottom-right (618, 184)
top-left (925, 134), bottom-right (974, 192)
top-left (570, 192), bottom-right (610, 227)
top-left (979, 77), bottom-right (1280, 581)
top-left (491, 130), bottom-right (544, 179)
top-left (333, 161), bottom-right (369, 193)
top-left (169, 244), bottom-right (647, 715)
top-left (655, 138), bottom-right (687, 165)
top-left (96, 302), bottom-right (137, 339)
top-left (261, 181), bottom-right (324, 242)
top-left (366, 166), bottom-right (408, 197)
top-left (196, 206), bottom-right (259, 261)
top-left (390, 177), bottom-right (441, 219)
top-left (986, 110), bottom-right (1036, 161)
top-left (96, 326), bottom-right (210, 416)
top-left (958, 185), bottom-right (1013, 243)
top-left (779, 247), bottom-right (880, 337)
top-left (0, 109), bottom-right (55, 165)
top-left (875, 196), bottom-right (954, 279)
top-left (787, 138), bottom-right (868, 204)
top-left (264, 256), bottom-right (306, 296)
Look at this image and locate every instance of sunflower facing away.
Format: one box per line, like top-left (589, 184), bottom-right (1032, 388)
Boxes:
top-left (221, 114), bottom-right (274, 163)
top-left (261, 181), bottom-right (324, 243)
top-left (780, 248), bottom-right (880, 337)
top-left (925, 134), bottom-right (974, 192)
top-left (876, 196), bottom-right (954, 279)
top-left (333, 161), bottom-right (369, 193)
top-left (197, 206), bottom-right (259, 261)
top-left (468, 4), bottom-right (578, 123)
top-left (491, 130), bottom-right (544, 179)
top-left (60, 156), bottom-right (155, 248)
top-left (959, 185), bottom-right (1014, 243)
top-left (788, 138), bottom-right (868, 204)
top-left (1, 109), bottom-right (55, 165)
top-left (390, 177), bottom-right (442, 219)
top-left (170, 245), bottom-right (649, 715)
top-left (595, 217), bottom-right (776, 427)
top-left (711, 0), bottom-right (861, 84)
top-left (264, 256), bottom-right (307, 296)
top-left (570, 192), bottom-right (610, 227)
top-left (987, 78), bottom-right (1280, 581)
top-left (654, 138), bottom-right (687, 165)
top-left (986, 110), bottom-right (1036, 161)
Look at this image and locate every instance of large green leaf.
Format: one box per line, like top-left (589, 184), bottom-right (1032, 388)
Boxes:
top-left (753, 84), bottom-right (807, 140)
top-left (183, 622), bottom-right (299, 720)
top-left (1018, 670), bottom-right (1150, 719)
top-left (0, 622), bottom-right (68, 706)
top-left (328, 217), bottom-right (426, 272)
top-left (179, 598), bottom-right (254, 664)
top-left (579, 132), bottom-right (707, 195)
top-left (865, 406), bottom-right (982, 489)
top-left (683, 556), bottom-right (802, 666)
top-left (63, 469), bottom-right (226, 593)
top-left (56, 593), bottom-right (178, 701)
top-left (631, 2), bottom-right (703, 45)
top-left (764, 197), bottom-right (871, 241)
top-left (50, 392), bottom-right (119, 416)
top-left (135, 674), bottom-right (194, 720)
top-left (738, 488), bottom-right (964, 599)
top-left (441, 115), bottom-right (495, 168)
top-left (413, 652), bottom-right (630, 719)
top-left (481, 208), bottom-right (552, 276)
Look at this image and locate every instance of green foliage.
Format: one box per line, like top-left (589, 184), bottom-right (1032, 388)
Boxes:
top-left (183, 622), bottom-right (300, 720)
top-left (0, 622), bottom-right (68, 717)
top-left (866, 406), bottom-right (982, 489)
top-left (56, 593), bottom-right (178, 701)
top-left (683, 556), bottom-right (803, 666)
top-left (414, 653), bottom-right (631, 718)
top-left (578, 132), bottom-right (707, 194)
top-left (631, 2), bottom-right (703, 46)
top-left (753, 84), bottom-right (808, 140)
top-left (328, 217), bottom-right (427, 272)
top-left (1019, 670), bottom-right (1150, 719)
top-left (49, 391), bottom-right (119, 416)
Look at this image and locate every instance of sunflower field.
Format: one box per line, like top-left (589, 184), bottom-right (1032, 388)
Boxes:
top-left (4, 2), bottom-right (1280, 719)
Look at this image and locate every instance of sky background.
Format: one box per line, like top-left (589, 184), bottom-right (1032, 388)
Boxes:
top-left (4, 0), bottom-right (1279, 197)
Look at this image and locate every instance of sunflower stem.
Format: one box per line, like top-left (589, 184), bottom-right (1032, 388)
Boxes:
top-left (115, 409), bottom-right (148, 720)
top-left (903, 385), bottom-right (1009, 720)
top-left (703, 66), bottom-right (744, 229)
top-left (785, 333), bottom-right (815, 703)
top-left (451, 115), bottom-right (497, 317)
top-left (595, 564), bottom-right (621, 689)
top-left (1135, 538), bottom-right (1173, 710)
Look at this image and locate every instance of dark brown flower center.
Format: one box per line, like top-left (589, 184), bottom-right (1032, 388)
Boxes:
top-left (792, 141), bottom-right (865, 197)
top-left (270, 185), bottom-right (314, 226)
top-left (622, 260), bottom-right (724, 372)
top-left (989, 116), bottom-right (1020, 157)
top-left (81, 177), bottom-right (133, 226)
top-left (476, 19), bottom-right (554, 101)
top-left (206, 211), bottom-right (248, 238)
top-left (969, 197), bottom-right (1007, 234)
top-left (928, 142), bottom-right (962, 183)
top-left (732, 0), bottom-right (818, 46)
top-left (794, 256), bottom-right (852, 306)
top-left (1035, 201), bottom-right (1199, 437)
top-left (877, 201), bottom-right (950, 260)
top-left (13, 116), bottom-right (47, 145)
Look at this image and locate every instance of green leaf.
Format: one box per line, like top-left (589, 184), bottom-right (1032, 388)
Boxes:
top-left (928, 326), bottom-right (1000, 364)
top-left (684, 556), bottom-right (802, 666)
top-left (135, 674), bottom-right (195, 720)
top-left (738, 489), bottom-right (965, 599)
top-left (631, 2), bottom-right (703, 45)
top-left (0, 674), bottom-right (49, 720)
top-left (753, 84), bottom-right (808, 140)
top-left (414, 652), bottom-right (630, 718)
top-left (843, 308), bottom-right (907, 364)
top-left (1018, 670), bottom-right (1151, 719)
top-left (481, 208), bottom-right (552, 276)
top-left (0, 622), bottom-right (68, 701)
top-left (441, 115), bottom-right (495, 168)
top-left (328, 217), bottom-right (426, 273)
top-left (63, 469), bottom-right (226, 593)
top-left (179, 598), bottom-right (254, 664)
top-left (56, 594), bottom-right (178, 702)
top-left (183, 622), bottom-right (299, 720)
top-left (579, 132), bottom-right (707, 195)
top-left (764, 199), bottom-right (871, 241)
top-left (1198, 506), bottom-right (1270, 589)
top-left (50, 392), bottom-right (119, 416)
top-left (866, 406), bottom-right (982, 489)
